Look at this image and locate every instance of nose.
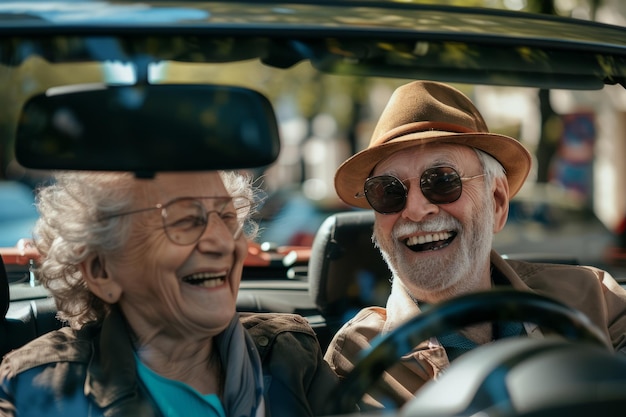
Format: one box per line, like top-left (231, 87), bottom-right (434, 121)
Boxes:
top-left (401, 178), bottom-right (439, 222)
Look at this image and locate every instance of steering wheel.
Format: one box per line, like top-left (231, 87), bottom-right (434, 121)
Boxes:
top-left (327, 289), bottom-right (610, 415)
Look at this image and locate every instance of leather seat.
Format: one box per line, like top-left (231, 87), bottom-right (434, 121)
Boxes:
top-left (0, 255), bottom-right (10, 356)
top-left (308, 211), bottom-right (391, 347)
top-left (1, 255), bottom-right (63, 358)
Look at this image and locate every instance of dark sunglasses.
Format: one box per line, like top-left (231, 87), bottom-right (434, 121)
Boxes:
top-left (357, 166), bottom-right (485, 214)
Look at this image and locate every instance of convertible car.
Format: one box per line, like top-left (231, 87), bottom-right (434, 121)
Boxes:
top-left (2, 1), bottom-right (626, 416)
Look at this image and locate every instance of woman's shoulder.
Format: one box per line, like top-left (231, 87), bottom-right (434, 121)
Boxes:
top-left (1, 327), bottom-right (92, 377)
top-left (239, 312), bottom-right (322, 359)
top-left (240, 312), bottom-right (316, 336)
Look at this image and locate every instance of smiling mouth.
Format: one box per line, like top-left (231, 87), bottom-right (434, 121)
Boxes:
top-left (405, 231), bottom-right (456, 252)
top-left (182, 272), bottom-right (226, 288)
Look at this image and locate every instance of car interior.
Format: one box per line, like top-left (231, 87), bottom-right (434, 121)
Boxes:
top-left (3, 1), bottom-right (626, 416)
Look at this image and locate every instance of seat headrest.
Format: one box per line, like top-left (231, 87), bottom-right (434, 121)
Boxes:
top-left (308, 211), bottom-right (391, 327)
top-left (1, 255), bottom-right (9, 319)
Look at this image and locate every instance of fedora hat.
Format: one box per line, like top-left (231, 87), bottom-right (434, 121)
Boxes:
top-left (334, 80), bottom-right (532, 209)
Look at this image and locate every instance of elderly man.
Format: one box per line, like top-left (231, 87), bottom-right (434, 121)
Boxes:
top-left (324, 80), bottom-right (626, 407)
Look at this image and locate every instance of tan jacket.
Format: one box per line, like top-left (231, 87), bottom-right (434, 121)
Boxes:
top-left (324, 250), bottom-right (626, 407)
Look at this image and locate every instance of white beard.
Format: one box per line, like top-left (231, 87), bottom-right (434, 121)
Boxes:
top-left (374, 198), bottom-right (494, 301)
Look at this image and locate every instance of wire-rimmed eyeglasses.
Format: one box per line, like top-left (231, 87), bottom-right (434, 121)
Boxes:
top-left (101, 196), bottom-right (251, 245)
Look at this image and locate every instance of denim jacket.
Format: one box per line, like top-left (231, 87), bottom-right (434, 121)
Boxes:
top-left (0, 308), bottom-right (339, 417)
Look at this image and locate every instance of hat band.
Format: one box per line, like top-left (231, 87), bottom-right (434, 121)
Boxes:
top-left (378, 121), bottom-right (479, 145)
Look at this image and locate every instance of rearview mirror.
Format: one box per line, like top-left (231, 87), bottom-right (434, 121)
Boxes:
top-left (15, 84), bottom-right (281, 176)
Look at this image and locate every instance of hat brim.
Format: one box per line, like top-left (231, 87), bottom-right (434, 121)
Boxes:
top-left (334, 131), bottom-right (532, 209)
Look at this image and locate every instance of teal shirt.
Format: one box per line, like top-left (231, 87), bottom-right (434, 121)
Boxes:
top-left (135, 355), bottom-right (226, 417)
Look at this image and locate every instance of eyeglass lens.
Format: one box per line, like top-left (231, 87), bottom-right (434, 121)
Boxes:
top-left (161, 197), bottom-right (248, 245)
top-left (363, 166), bottom-right (464, 214)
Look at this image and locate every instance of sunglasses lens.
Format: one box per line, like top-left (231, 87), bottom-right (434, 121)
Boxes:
top-left (420, 167), bottom-right (463, 204)
top-left (363, 167), bottom-right (465, 213)
top-left (364, 176), bottom-right (407, 214)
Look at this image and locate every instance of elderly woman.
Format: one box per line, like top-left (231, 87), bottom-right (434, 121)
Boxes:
top-left (0, 170), bottom-right (339, 417)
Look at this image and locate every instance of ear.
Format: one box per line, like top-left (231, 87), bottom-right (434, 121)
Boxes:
top-left (79, 254), bottom-right (122, 303)
top-left (492, 175), bottom-right (509, 233)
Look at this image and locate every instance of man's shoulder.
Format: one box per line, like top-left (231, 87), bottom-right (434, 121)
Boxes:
top-left (501, 257), bottom-right (613, 304)
top-left (329, 307), bottom-right (388, 349)
top-left (504, 258), bottom-right (602, 282)
top-left (1, 327), bottom-right (92, 377)
top-left (324, 307), bottom-right (388, 377)
top-left (343, 306), bottom-right (388, 333)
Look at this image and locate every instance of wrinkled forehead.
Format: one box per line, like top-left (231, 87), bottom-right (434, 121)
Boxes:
top-left (132, 172), bottom-right (228, 205)
top-left (372, 143), bottom-right (480, 177)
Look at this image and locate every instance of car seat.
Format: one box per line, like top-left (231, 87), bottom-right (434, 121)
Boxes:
top-left (308, 210), bottom-right (392, 348)
top-left (0, 254), bottom-right (10, 356)
top-left (1, 255), bottom-right (63, 358)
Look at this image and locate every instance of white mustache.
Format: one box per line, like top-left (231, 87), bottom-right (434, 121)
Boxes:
top-left (392, 215), bottom-right (461, 239)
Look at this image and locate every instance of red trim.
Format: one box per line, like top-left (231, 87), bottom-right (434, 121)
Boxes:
top-left (0, 241), bottom-right (311, 267)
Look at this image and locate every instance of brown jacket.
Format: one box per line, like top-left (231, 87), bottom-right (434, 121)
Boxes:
top-left (1, 308), bottom-right (339, 417)
top-left (324, 250), bottom-right (626, 407)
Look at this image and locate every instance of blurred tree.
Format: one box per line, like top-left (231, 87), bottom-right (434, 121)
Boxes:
top-left (524, 0), bottom-right (604, 182)
top-left (530, 0), bottom-right (559, 183)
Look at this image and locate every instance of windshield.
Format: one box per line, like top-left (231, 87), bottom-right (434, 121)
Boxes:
top-left (1, 6), bottom-right (626, 283)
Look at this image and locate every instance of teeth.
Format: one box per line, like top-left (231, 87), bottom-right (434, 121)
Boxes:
top-left (183, 271), bottom-right (226, 287)
top-left (188, 272), bottom-right (223, 280)
top-left (406, 232), bottom-right (452, 247)
top-left (198, 278), bottom-right (225, 288)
